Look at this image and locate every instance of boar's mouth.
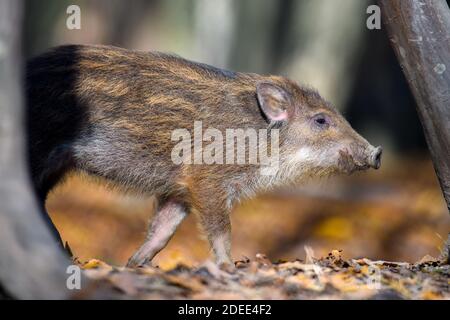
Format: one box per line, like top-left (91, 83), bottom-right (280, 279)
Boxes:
top-left (338, 149), bottom-right (370, 174)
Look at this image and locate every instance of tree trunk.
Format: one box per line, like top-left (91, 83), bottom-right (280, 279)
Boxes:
top-left (379, 0), bottom-right (450, 213)
top-left (0, 0), bottom-right (72, 299)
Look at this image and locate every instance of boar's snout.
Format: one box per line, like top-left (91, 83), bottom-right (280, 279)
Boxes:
top-left (339, 143), bottom-right (383, 173)
top-left (368, 146), bottom-right (382, 170)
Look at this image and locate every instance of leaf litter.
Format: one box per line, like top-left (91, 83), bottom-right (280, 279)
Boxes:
top-left (77, 239), bottom-right (449, 300)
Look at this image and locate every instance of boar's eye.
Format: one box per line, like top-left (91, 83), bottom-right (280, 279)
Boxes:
top-left (312, 113), bottom-right (330, 130)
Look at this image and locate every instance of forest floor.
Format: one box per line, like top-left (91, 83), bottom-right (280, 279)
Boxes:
top-left (47, 157), bottom-right (449, 299)
top-left (77, 243), bottom-right (449, 300)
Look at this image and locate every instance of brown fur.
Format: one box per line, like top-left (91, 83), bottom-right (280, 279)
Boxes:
top-left (26, 45), bottom-right (381, 266)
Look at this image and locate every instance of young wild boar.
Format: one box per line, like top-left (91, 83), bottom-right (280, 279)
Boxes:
top-left (26, 45), bottom-right (382, 267)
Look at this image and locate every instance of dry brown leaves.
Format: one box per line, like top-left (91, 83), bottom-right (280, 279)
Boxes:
top-left (77, 249), bottom-right (449, 300)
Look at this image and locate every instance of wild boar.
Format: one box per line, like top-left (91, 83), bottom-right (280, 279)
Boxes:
top-left (25, 45), bottom-right (382, 266)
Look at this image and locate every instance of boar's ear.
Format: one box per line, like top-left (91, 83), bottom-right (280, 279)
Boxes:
top-left (256, 82), bottom-right (292, 122)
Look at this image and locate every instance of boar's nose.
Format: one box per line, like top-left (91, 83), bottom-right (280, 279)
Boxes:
top-left (368, 146), bottom-right (382, 169)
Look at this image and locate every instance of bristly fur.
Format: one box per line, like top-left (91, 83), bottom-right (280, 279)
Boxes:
top-left (26, 44), bottom-right (375, 265)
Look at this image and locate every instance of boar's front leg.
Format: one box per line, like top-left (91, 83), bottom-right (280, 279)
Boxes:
top-left (126, 199), bottom-right (187, 268)
top-left (193, 195), bottom-right (233, 266)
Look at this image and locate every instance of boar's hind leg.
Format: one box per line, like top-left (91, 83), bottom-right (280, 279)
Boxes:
top-left (126, 200), bottom-right (187, 268)
top-left (31, 144), bottom-right (74, 250)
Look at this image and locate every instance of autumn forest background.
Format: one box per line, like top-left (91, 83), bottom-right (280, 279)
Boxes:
top-left (24, 0), bottom-right (449, 269)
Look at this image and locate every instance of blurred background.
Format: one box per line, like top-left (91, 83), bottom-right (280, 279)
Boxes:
top-left (24, 0), bottom-right (449, 269)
